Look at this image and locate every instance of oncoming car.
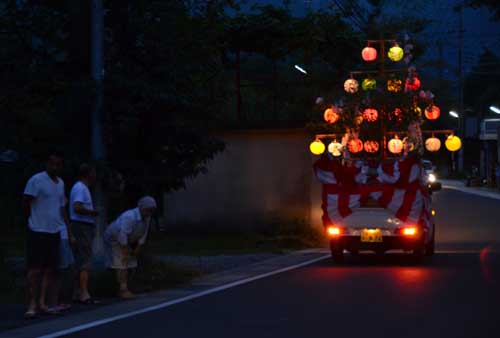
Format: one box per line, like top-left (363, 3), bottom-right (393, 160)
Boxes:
top-left (422, 159), bottom-right (442, 191)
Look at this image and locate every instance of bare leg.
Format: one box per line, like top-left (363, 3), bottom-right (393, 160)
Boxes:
top-left (27, 269), bottom-right (41, 312)
top-left (116, 269), bottom-right (135, 299)
top-left (79, 270), bottom-right (91, 301)
top-left (48, 270), bottom-right (61, 308)
top-left (39, 269), bottom-right (54, 310)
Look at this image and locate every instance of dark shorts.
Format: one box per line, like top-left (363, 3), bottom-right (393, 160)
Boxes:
top-left (72, 221), bottom-right (95, 271)
top-left (26, 229), bottom-right (60, 270)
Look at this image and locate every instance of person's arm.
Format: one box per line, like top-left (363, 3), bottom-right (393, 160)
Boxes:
top-left (74, 202), bottom-right (99, 216)
top-left (133, 218), bottom-right (151, 256)
top-left (73, 186), bottom-right (99, 216)
top-left (117, 215), bottom-right (134, 265)
top-left (22, 177), bottom-right (38, 226)
top-left (22, 195), bottom-right (34, 226)
top-left (61, 207), bottom-right (75, 245)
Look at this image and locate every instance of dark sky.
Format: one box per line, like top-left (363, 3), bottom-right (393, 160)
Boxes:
top-left (240, 0), bottom-right (500, 74)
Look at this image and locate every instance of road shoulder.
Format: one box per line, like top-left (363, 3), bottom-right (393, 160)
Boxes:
top-left (441, 179), bottom-right (500, 200)
top-left (0, 249), bottom-right (329, 338)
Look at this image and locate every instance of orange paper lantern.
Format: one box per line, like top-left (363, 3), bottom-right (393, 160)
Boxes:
top-left (425, 105), bottom-right (440, 120)
top-left (364, 140), bottom-right (379, 153)
top-left (362, 108), bottom-right (378, 122)
top-left (348, 139), bottom-right (363, 154)
top-left (425, 136), bottom-right (441, 152)
top-left (324, 107), bottom-right (340, 124)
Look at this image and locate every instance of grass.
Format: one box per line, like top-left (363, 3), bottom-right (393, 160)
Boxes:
top-left (0, 219), bottom-right (325, 303)
top-left (148, 219), bottom-right (327, 256)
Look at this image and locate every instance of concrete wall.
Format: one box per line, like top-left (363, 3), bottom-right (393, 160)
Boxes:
top-left (163, 128), bottom-right (323, 230)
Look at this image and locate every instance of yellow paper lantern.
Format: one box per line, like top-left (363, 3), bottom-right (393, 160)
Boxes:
top-left (445, 135), bottom-right (461, 152)
top-left (388, 135), bottom-right (404, 154)
top-left (388, 45), bottom-right (404, 62)
top-left (328, 141), bottom-right (343, 157)
top-left (310, 139), bottom-right (325, 155)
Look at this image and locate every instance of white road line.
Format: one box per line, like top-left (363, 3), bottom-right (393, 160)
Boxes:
top-left (38, 254), bottom-right (330, 338)
top-left (442, 185), bottom-right (500, 201)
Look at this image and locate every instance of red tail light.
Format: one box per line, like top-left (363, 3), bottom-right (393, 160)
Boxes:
top-left (327, 226), bottom-right (342, 236)
top-left (401, 227), bottom-right (418, 236)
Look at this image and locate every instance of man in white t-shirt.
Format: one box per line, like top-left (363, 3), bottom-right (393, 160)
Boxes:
top-left (23, 153), bottom-right (72, 318)
top-left (70, 163), bottom-right (99, 304)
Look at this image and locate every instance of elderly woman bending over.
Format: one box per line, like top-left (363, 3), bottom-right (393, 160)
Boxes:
top-left (104, 196), bottom-right (156, 299)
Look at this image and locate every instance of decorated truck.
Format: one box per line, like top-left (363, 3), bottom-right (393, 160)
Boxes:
top-left (308, 37), bottom-right (460, 262)
top-left (314, 153), bottom-right (437, 262)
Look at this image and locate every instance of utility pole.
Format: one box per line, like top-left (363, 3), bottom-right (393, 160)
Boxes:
top-left (90, 0), bottom-right (106, 254)
top-left (458, 1), bottom-right (465, 172)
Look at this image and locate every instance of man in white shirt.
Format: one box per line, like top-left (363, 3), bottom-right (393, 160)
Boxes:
top-left (69, 163), bottom-right (99, 304)
top-left (23, 152), bottom-right (72, 318)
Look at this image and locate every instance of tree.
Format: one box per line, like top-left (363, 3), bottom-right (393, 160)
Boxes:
top-left (467, 0), bottom-right (500, 20)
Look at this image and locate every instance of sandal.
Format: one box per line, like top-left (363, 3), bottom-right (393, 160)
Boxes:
top-left (53, 304), bottom-right (72, 312)
top-left (39, 306), bottom-right (60, 315)
top-left (24, 309), bottom-right (37, 319)
top-left (78, 298), bottom-right (101, 305)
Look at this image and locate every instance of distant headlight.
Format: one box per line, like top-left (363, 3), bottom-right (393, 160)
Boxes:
top-left (428, 173), bottom-right (436, 183)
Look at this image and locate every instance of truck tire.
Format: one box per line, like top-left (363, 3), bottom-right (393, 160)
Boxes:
top-left (425, 227), bottom-right (435, 256)
top-left (412, 246), bottom-right (425, 263)
top-left (331, 249), bottom-right (344, 263)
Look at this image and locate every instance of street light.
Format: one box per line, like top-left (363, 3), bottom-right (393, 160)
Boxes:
top-left (449, 110), bottom-right (459, 118)
top-left (489, 106), bottom-right (500, 114)
top-left (294, 64), bottom-right (307, 75)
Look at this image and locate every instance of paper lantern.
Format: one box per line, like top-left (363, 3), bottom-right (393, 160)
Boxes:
top-left (445, 135), bottom-right (461, 152)
top-left (403, 137), bottom-right (415, 152)
top-left (362, 78), bottom-right (377, 91)
top-left (425, 105), bottom-right (440, 120)
top-left (362, 108), bottom-right (378, 122)
top-left (362, 46), bottom-right (377, 62)
top-left (348, 139), bottom-right (363, 154)
top-left (405, 76), bottom-right (421, 91)
top-left (389, 108), bottom-right (403, 123)
top-left (310, 140), bottom-right (325, 155)
top-left (387, 79), bottom-right (402, 93)
top-left (324, 107), bottom-right (340, 124)
top-left (388, 45), bottom-right (404, 62)
top-left (388, 135), bottom-right (403, 154)
top-left (364, 140), bottom-right (379, 153)
top-left (354, 113), bottom-right (364, 126)
top-left (328, 141), bottom-right (343, 157)
top-left (344, 79), bottom-right (359, 94)
top-left (413, 106), bottom-right (422, 118)
top-left (425, 136), bottom-right (441, 152)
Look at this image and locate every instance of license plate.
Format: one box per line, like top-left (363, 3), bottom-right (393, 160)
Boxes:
top-left (361, 229), bottom-right (383, 242)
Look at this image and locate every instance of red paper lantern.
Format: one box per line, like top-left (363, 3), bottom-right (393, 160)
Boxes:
top-left (348, 139), bottom-right (363, 154)
top-left (362, 46), bottom-right (377, 62)
top-left (425, 105), bottom-right (440, 120)
top-left (362, 108), bottom-right (378, 122)
top-left (364, 140), bottom-right (379, 153)
top-left (405, 76), bottom-right (421, 91)
top-left (324, 107), bottom-right (340, 124)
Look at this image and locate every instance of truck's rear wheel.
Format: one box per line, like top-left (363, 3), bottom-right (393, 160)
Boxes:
top-left (412, 246), bottom-right (425, 263)
top-left (331, 249), bottom-right (344, 263)
top-left (425, 227), bottom-right (435, 256)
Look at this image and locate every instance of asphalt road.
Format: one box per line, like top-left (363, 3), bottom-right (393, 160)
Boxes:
top-left (64, 189), bottom-right (500, 338)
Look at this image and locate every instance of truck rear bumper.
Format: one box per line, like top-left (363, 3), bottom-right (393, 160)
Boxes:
top-left (330, 235), bottom-right (425, 252)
